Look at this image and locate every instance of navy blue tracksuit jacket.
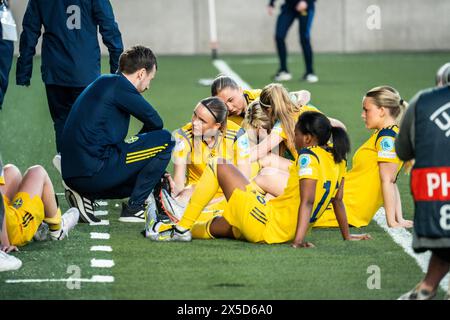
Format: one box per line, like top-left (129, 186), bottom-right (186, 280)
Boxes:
top-left (16, 0), bottom-right (123, 87)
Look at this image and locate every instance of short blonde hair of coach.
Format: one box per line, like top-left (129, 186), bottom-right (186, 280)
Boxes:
top-left (365, 86), bottom-right (408, 125)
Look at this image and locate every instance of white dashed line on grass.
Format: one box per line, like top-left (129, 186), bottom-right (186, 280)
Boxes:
top-left (90, 232), bottom-right (110, 240)
top-left (91, 246), bottom-right (113, 252)
top-left (91, 259), bottom-right (115, 268)
top-left (89, 220), bottom-right (110, 226)
top-left (94, 210), bottom-right (109, 216)
top-left (374, 208), bottom-right (449, 292)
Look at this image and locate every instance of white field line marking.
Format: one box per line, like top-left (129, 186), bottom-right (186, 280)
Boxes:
top-left (373, 208), bottom-right (449, 292)
top-left (213, 59), bottom-right (251, 90)
top-left (90, 220), bottom-right (109, 226)
top-left (6, 275), bottom-right (114, 284)
top-left (94, 210), bottom-right (108, 216)
top-left (90, 232), bottom-right (110, 240)
top-left (91, 259), bottom-right (115, 268)
top-left (55, 192), bottom-right (64, 196)
top-left (91, 246), bottom-right (112, 252)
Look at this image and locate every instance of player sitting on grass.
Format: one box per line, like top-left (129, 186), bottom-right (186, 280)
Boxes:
top-left (0, 162), bottom-right (22, 272)
top-left (160, 97), bottom-right (251, 223)
top-left (0, 163), bottom-right (79, 251)
top-left (147, 112), bottom-right (371, 246)
top-left (315, 86), bottom-right (413, 229)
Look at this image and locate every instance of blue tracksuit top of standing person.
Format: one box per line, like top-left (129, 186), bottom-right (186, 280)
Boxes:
top-left (16, 0), bottom-right (123, 87)
top-left (61, 73), bottom-right (164, 179)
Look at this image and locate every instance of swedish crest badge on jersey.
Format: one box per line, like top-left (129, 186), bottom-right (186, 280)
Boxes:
top-left (125, 136), bottom-right (139, 144)
top-left (13, 198), bottom-right (23, 209)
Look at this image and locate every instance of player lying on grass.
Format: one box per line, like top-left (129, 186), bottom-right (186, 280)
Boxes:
top-left (315, 86), bottom-right (413, 229)
top-left (0, 163), bottom-right (79, 252)
top-left (147, 112), bottom-right (371, 246)
top-left (166, 97), bottom-right (251, 218)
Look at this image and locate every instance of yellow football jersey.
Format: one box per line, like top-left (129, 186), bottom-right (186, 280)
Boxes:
top-left (271, 104), bottom-right (321, 158)
top-left (227, 89), bottom-right (262, 126)
top-left (263, 146), bottom-right (346, 244)
top-left (314, 126), bottom-right (402, 228)
top-left (173, 120), bottom-right (250, 186)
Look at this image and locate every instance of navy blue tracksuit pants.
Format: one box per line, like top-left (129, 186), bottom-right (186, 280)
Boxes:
top-left (45, 85), bottom-right (85, 153)
top-left (65, 130), bottom-right (175, 206)
top-left (0, 36), bottom-right (14, 109)
top-left (275, 4), bottom-right (315, 75)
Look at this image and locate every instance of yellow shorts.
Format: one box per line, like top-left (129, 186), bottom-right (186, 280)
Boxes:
top-left (4, 192), bottom-right (45, 247)
top-left (222, 182), bottom-right (271, 243)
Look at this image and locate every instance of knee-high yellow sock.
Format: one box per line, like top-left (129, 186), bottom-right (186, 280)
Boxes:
top-left (191, 218), bottom-right (215, 239)
top-left (45, 208), bottom-right (62, 231)
top-left (178, 158), bottom-right (220, 230)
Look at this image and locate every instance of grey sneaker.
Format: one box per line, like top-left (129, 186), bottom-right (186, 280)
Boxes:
top-left (33, 222), bottom-right (50, 241)
top-left (149, 224), bottom-right (192, 242)
top-left (398, 284), bottom-right (437, 300)
top-left (160, 189), bottom-right (186, 223)
top-left (0, 251), bottom-right (22, 272)
top-left (50, 208), bottom-right (80, 241)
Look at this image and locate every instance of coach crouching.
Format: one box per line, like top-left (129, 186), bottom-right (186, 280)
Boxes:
top-left (61, 46), bottom-right (174, 224)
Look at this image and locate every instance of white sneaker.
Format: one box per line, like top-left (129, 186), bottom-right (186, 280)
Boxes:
top-left (50, 208), bottom-right (80, 241)
top-left (52, 154), bottom-right (62, 175)
top-left (144, 193), bottom-right (158, 235)
top-left (149, 223), bottom-right (192, 242)
top-left (304, 73), bottom-right (319, 83)
top-left (0, 251), bottom-right (22, 272)
top-left (273, 71), bottom-right (292, 82)
top-left (160, 189), bottom-right (186, 223)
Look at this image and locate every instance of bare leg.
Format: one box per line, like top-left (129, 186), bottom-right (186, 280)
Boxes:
top-left (259, 153), bottom-right (292, 172)
top-left (419, 253), bottom-right (450, 292)
top-left (216, 162), bottom-right (250, 200)
top-left (0, 164), bottom-right (22, 200)
top-left (18, 166), bottom-right (58, 219)
top-left (253, 167), bottom-right (289, 197)
top-left (209, 216), bottom-right (235, 239)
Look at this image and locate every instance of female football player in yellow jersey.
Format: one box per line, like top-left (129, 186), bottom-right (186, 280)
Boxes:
top-left (0, 163), bottom-right (79, 251)
top-left (211, 75), bottom-right (262, 126)
top-left (168, 97), bottom-right (251, 217)
top-left (150, 112), bottom-right (370, 246)
top-left (314, 86), bottom-right (414, 229)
